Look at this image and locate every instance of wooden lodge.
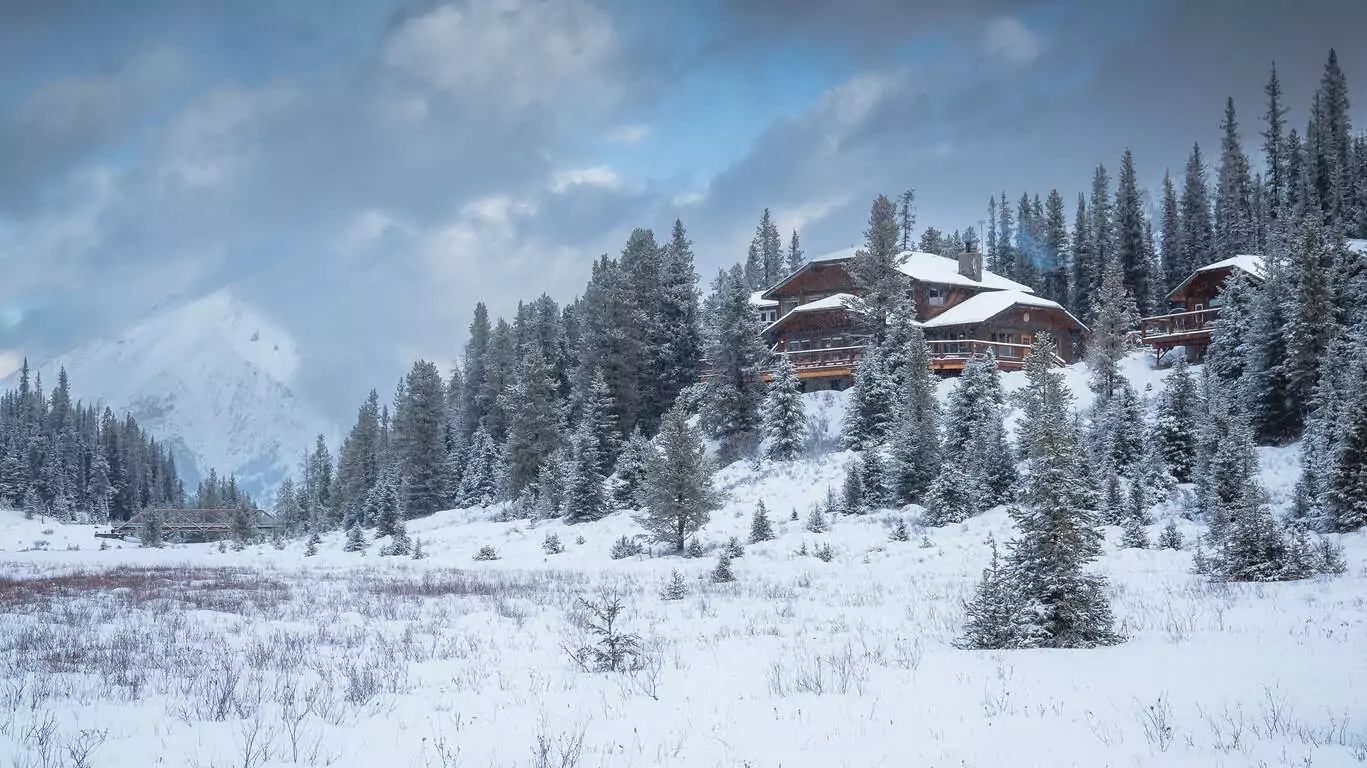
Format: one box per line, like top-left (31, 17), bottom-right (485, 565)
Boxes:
top-left (753, 245), bottom-right (1087, 390)
top-left (1140, 255), bottom-right (1265, 365)
top-left (105, 507), bottom-right (279, 543)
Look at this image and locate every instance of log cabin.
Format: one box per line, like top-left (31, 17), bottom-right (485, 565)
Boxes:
top-left (1139, 254), bottom-right (1265, 365)
top-left (753, 245), bottom-right (1087, 390)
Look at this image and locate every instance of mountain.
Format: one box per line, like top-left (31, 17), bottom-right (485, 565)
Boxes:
top-left (12, 289), bottom-right (331, 503)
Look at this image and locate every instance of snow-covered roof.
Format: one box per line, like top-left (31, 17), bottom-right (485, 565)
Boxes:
top-left (810, 246), bottom-right (859, 263)
top-left (1196, 254), bottom-right (1265, 281)
top-left (894, 251), bottom-right (1034, 293)
top-left (760, 293), bottom-right (860, 335)
top-left (789, 293), bottom-right (858, 314)
top-left (749, 290), bottom-right (778, 308)
top-left (920, 290), bottom-right (1086, 330)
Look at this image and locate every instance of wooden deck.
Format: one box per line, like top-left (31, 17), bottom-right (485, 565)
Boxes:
top-left (1140, 308), bottom-right (1220, 363)
top-left (756, 339), bottom-right (1063, 382)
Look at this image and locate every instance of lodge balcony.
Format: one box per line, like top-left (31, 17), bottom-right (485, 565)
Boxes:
top-left (1139, 307), bottom-right (1220, 362)
top-left (759, 338), bottom-right (1063, 382)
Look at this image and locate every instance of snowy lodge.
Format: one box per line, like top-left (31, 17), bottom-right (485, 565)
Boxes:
top-left (750, 246), bottom-right (1087, 390)
top-left (1139, 255), bottom-right (1265, 364)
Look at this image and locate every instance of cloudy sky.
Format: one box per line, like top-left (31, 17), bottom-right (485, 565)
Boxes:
top-left (1, 0), bottom-right (1363, 419)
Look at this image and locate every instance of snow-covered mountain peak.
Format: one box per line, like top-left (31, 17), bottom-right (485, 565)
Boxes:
top-left (17, 289), bottom-right (330, 502)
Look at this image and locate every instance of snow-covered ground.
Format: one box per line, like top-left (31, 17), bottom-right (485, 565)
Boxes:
top-left (1, 356), bottom-right (1365, 767)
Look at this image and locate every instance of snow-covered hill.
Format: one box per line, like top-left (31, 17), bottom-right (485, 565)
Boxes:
top-left (9, 289), bottom-right (331, 502)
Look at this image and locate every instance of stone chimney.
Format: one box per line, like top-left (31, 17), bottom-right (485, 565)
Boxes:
top-left (958, 241), bottom-right (983, 282)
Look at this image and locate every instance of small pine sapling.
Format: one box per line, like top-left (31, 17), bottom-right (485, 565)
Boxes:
top-left (473, 545), bottom-right (499, 561)
top-left (919, 534), bottom-right (934, 549)
top-left (1121, 514), bottom-right (1149, 549)
top-left (660, 570), bottom-right (688, 601)
top-left (804, 506), bottom-right (827, 534)
top-left (411, 538), bottom-right (427, 560)
top-left (610, 535), bottom-right (643, 560)
top-left (711, 553), bottom-right (736, 583)
top-left (304, 530), bottom-right (321, 557)
top-left (575, 535), bottom-right (586, 545)
top-left (724, 536), bottom-right (745, 558)
top-left (686, 538), bottom-right (704, 558)
top-left (749, 502), bottom-right (775, 543)
top-left (790, 508), bottom-right (798, 521)
top-left (343, 525), bottom-right (366, 552)
top-left (797, 542), bottom-right (809, 556)
top-left (814, 543), bottom-right (834, 562)
top-left (569, 594), bottom-right (642, 673)
top-left (1157, 520), bottom-right (1182, 550)
top-left (889, 518), bottom-right (910, 542)
top-left (543, 532), bottom-right (565, 555)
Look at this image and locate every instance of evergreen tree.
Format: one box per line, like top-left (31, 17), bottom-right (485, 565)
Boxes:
top-left (936, 353), bottom-right (1013, 517)
top-left (1089, 165), bottom-right (1114, 299)
top-left (995, 191), bottom-right (1017, 280)
top-left (562, 420), bottom-right (607, 523)
top-left (1262, 62), bottom-right (1289, 225)
top-left (887, 325), bottom-right (940, 504)
top-left (1159, 171), bottom-right (1183, 295)
top-left (1203, 271), bottom-right (1256, 386)
top-left (701, 265), bottom-right (769, 460)
top-left (272, 477), bottom-right (305, 537)
top-left (335, 390), bottom-right (383, 527)
top-left (660, 219), bottom-right (705, 419)
top-left (304, 529), bottom-right (321, 556)
top-left (636, 404), bottom-right (721, 552)
top-left (956, 538), bottom-right (1029, 650)
top-left (456, 427), bottom-right (502, 507)
top-left (847, 194), bottom-right (904, 332)
top-left (1329, 362), bottom-right (1367, 532)
top-left (344, 524), bottom-right (366, 552)
top-left (762, 356), bottom-right (806, 460)
top-left (711, 552), bottom-right (736, 583)
top-left (749, 501), bottom-right (775, 543)
top-left (1215, 98), bottom-right (1256, 257)
top-left (898, 189), bottom-right (917, 251)
top-left (1193, 376), bottom-right (1259, 540)
top-left (1158, 520), bottom-right (1183, 550)
top-left (753, 209), bottom-right (784, 288)
top-left (843, 345), bottom-right (894, 450)
top-left (370, 466), bottom-right (404, 538)
top-left (1006, 351), bottom-right (1118, 648)
top-left (1179, 143), bottom-right (1214, 276)
top-left (1042, 189), bottom-right (1069, 305)
top-left (1087, 258), bottom-right (1139, 401)
top-left (919, 227), bottom-right (944, 255)
top-left (986, 195), bottom-right (1000, 273)
top-left (1154, 358), bottom-right (1201, 483)
top-left (785, 230), bottom-right (806, 276)
top-left (1115, 150), bottom-right (1155, 313)
top-left (140, 508), bottom-right (164, 548)
top-left (394, 360), bottom-right (449, 517)
top-left (1311, 49), bottom-right (1353, 227)
top-left (1278, 221), bottom-right (1337, 437)
top-left (230, 504), bottom-right (254, 550)
top-left (461, 304), bottom-right (492, 441)
top-left (502, 348), bottom-right (562, 496)
top-left (573, 367), bottom-right (621, 475)
top-left (1069, 194), bottom-right (1094, 314)
top-left (610, 429), bottom-right (651, 509)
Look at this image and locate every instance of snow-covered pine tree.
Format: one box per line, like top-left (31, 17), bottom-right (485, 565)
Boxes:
top-left (1193, 374), bottom-right (1259, 541)
top-left (140, 508), bottom-right (164, 548)
top-left (843, 344), bottom-right (894, 451)
top-left (1094, 380), bottom-right (1145, 475)
top-left (1214, 98), bottom-right (1256, 258)
top-left (749, 501), bottom-right (774, 543)
top-left (889, 517), bottom-right (910, 542)
top-left (1070, 193), bottom-right (1095, 315)
top-left (956, 538), bottom-right (1029, 650)
top-left (858, 450), bottom-right (889, 511)
top-left (343, 524), bottom-right (366, 552)
top-left (659, 219), bottom-right (705, 421)
top-left (939, 353), bottom-right (1014, 511)
top-left (393, 360), bottom-right (450, 517)
top-left (562, 420), bottom-right (607, 524)
top-left (762, 356), bottom-right (806, 461)
top-left (1329, 360), bottom-right (1367, 532)
top-left (1087, 258), bottom-right (1139, 402)
top-left (785, 230), bottom-right (805, 276)
top-left (456, 427), bottom-right (502, 508)
top-left (1115, 150), bottom-right (1156, 313)
top-left (661, 569), bottom-right (688, 600)
top-left (610, 429), bottom-right (651, 509)
top-left (370, 466), bottom-right (404, 538)
top-left (1154, 357), bottom-right (1201, 483)
top-left (304, 529), bottom-right (321, 556)
top-left (1203, 271), bottom-right (1257, 386)
top-left (1158, 520), bottom-right (1183, 550)
top-left (571, 367), bottom-right (620, 475)
top-left (1005, 345), bottom-right (1118, 648)
top-left (753, 208), bottom-right (784, 288)
top-left (841, 459), bottom-right (866, 515)
top-left (898, 189), bottom-right (917, 251)
top-left (847, 194), bottom-right (904, 333)
top-left (1277, 221), bottom-right (1337, 439)
top-left (636, 404), bottom-right (721, 552)
top-left (1179, 143), bottom-right (1214, 279)
top-left (502, 347), bottom-right (562, 497)
top-left (712, 552), bottom-right (736, 583)
top-left (230, 505), bottom-right (254, 550)
top-left (887, 323), bottom-right (941, 504)
top-left (335, 389), bottom-right (383, 528)
top-left (701, 265), bottom-right (769, 462)
top-left (1160, 171), bottom-right (1184, 293)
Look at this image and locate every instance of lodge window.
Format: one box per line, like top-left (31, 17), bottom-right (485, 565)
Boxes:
top-left (928, 287), bottom-right (947, 306)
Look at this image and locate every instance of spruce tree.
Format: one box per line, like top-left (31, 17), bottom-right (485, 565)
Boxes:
top-left (344, 524), bottom-right (366, 552)
top-left (1154, 358), bottom-right (1200, 483)
top-left (762, 356), bottom-right (807, 461)
top-left (940, 353), bottom-right (1014, 510)
top-left (1215, 97), bottom-right (1256, 257)
top-left (1262, 62), bottom-right (1289, 224)
top-left (1204, 271), bottom-right (1256, 386)
top-left (847, 194), bottom-right (904, 332)
top-left (1115, 150), bottom-right (1155, 313)
top-left (1160, 170), bottom-right (1183, 293)
top-left (304, 529), bottom-right (321, 556)
top-left (502, 347), bottom-right (562, 495)
top-left (701, 265), bottom-right (768, 461)
top-left (394, 360), bottom-right (450, 517)
top-left (1042, 189), bottom-right (1069, 305)
top-left (898, 189), bottom-right (917, 251)
top-left (562, 421), bottom-right (607, 524)
top-left (1089, 165), bottom-right (1115, 300)
top-left (1006, 347), bottom-right (1118, 648)
top-left (636, 404), bottom-right (721, 552)
top-left (610, 429), bottom-right (651, 509)
top-left (785, 230), bottom-right (806, 276)
top-left (753, 209), bottom-right (784, 288)
top-left (1279, 221), bottom-right (1337, 437)
top-left (1180, 143), bottom-right (1214, 276)
top-left (843, 345), bottom-right (894, 451)
top-left (1069, 193), bottom-right (1094, 314)
top-left (660, 219), bottom-right (705, 419)
top-left (956, 538), bottom-right (1028, 650)
top-left (749, 501), bottom-right (775, 543)
top-left (371, 466), bottom-right (404, 538)
top-left (456, 427), bottom-right (502, 507)
top-left (1087, 258), bottom-right (1139, 401)
top-left (887, 325), bottom-right (940, 504)
top-left (1330, 364), bottom-right (1367, 532)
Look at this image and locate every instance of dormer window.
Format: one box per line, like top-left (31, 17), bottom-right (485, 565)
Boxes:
top-left (928, 287), bottom-right (947, 306)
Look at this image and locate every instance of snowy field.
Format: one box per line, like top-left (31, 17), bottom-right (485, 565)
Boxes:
top-left (2, 359), bottom-right (1366, 768)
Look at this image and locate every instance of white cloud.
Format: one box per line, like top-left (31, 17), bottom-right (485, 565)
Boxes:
top-left (14, 48), bottom-right (185, 140)
top-left (0, 351), bottom-right (20, 379)
top-left (549, 165), bottom-right (620, 194)
top-left (608, 124), bottom-right (650, 143)
top-left (382, 0), bottom-right (616, 110)
top-left (983, 16), bottom-right (1042, 66)
top-left (774, 196), bottom-right (852, 235)
top-left (157, 83), bottom-right (295, 190)
top-left (672, 191), bottom-right (707, 207)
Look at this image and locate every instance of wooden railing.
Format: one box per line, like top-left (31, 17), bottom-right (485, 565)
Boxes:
top-left (1140, 308), bottom-right (1220, 340)
top-left (761, 339), bottom-right (1063, 376)
top-left (925, 339), bottom-right (1065, 367)
top-left (773, 345), bottom-right (865, 373)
